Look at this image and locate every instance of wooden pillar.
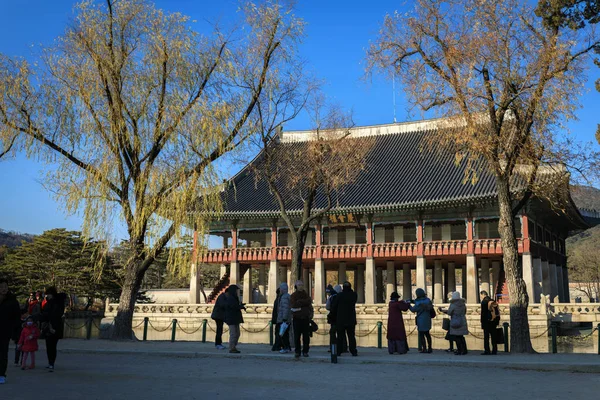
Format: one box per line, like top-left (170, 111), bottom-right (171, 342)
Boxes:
top-left (416, 256), bottom-right (426, 293)
top-left (532, 257), bottom-right (543, 303)
top-left (258, 265), bottom-right (267, 303)
top-left (314, 259), bottom-right (325, 304)
top-left (386, 260), bottom-right (396, 300)
top-left (302, 267), bottom-right (310, 296)
top-left (549, 263), bottom-right (559, 303)
top-left (447, 262), bottom-right (456, 297)
top-left (243, 266), bottom-right (252, 304)
top-left (466, 255), bottom-right (478, 304)
top-left (465, 217), bottom-right (477, 303)
top-left (403, 263), bottom-right (412, 300)
top-left (230, 261), bottom-right (240, 285)
top-left (268, 260), bottom-right (280, 303)
top-left (365, 257), bottom-right (376, 304)
top-left (480, 258), bottom-right (490, 295)
top-left (189, 230), bottom-right (201, 304)
top-left (376, 267), bottom-right (383, 303)
top-left (356, 264), bottom-right (365, 303)
top-left (562, 266), bottom-right (570, 303)
top-left (338, 261), bottom-right (347, 284)
top-left (461, 264), bottom-right (467, 299)
top-left (491, 261), bottom-right (500, 298)
top-left (556, 265), bottom-right (565, 303)
top-left (541, 260), bottom-right (551, 297)
top-left (522, 253), bottom-right (535, 303)
top-left (433, 259), bottom-right (443, 304)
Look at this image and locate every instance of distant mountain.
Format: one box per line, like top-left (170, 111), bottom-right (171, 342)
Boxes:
top-left (570, 185), bottom-right (600, 211)
top-left (0, 229), bottom-right (35, 248)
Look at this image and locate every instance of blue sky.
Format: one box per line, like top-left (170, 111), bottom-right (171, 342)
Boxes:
top-left (0, 0), bottom-right (599, 237)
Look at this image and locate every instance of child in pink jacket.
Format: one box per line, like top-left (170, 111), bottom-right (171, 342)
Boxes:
top-left (18, 316), bottom-right (40, 370)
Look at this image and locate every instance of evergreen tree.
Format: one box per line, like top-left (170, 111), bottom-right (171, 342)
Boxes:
top-left (0, 229), bottom-right (120, 303)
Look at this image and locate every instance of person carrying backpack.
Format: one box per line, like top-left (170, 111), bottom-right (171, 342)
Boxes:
top-left (480, 290), bottom-right (500, 355)
top-left (409, 288), bottom-right (433, 353)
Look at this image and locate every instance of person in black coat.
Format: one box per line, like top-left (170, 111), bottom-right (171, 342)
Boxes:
top-left (211, 291), bottom-right (228, 350)
top-left (331, 281), bottom-right (358, 357)
top-left (0, 278), bottom-right (21, 384)
top-left (271, 288), bottom-right (282, 351)
top-left (223, 285), bottom-right (245, 354)
top-left (480, 290), bottom-right (499, 355)
top-left (39, 287), bottom-right (66, 371)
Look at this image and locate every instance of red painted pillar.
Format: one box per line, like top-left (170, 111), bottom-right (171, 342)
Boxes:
top-left (366, 219), bottom-right (373, 258)
top-left (270, 225), bottom-right (278, 261)
top-left (416, 220), bottom-right (423, 256)
top-left (466, 218), bottom-right (474, 254)
top-left (521, 214), bottom-right (531, 253)
top-left (192, 229), bottom-right (198, 263)
top-left (231, 225), bottom-right (238, 261)
top-left (315, 224), bottom-right (322, 259)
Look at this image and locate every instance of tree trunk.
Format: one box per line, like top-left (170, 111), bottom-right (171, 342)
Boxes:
top-left (112, 263), bottom-right (144, 340)
top-left (496, 175), bottom-right (535, 353)
top-left (291, 228), bottom-right (308, 281)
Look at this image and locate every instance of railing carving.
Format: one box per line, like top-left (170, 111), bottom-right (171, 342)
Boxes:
top-left (200, 238), bottom-right (530, 263)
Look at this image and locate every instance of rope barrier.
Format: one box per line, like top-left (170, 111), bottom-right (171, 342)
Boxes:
top-left (556, 327), bottom-right (598, 342)
top-left (406, 326), bottom-right (417, 337)
top-left (240, 323), bottom-right (271, 333)
top-left (177, 324), bottom-right (203, 335)
top-left (467, 330), bottom-right (484, 340)
top-left (63, 321), bottom-right (87, 330)
top-left (313, 328), bottom-right (330, 336)
top-left (430, 331), bottom-right (448, 339)
top-left (206, 322), bottom-right (229, 334)
top-left (531, 327), bottom-right (550, 339)
top-left (91, 319), bottom-right (116, 331)
top-left (148, 320), bottom-right (173, 332)
top-left (355, 325), bottom-right (379, 338)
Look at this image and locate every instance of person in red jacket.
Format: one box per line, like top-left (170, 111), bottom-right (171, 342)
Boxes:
top-left (18, 316), bottom-right (40, 370)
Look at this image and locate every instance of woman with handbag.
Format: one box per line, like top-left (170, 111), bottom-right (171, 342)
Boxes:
top-left (39, 287), bottom-right (66, 371)
top-left (443, 291), bottom-right (468, 355)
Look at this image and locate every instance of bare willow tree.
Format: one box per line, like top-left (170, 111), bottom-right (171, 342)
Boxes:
top-left (367, 0), bottom-right (599, 352)
top-left (0, 0), bottom-right (304, 338)
top-left (568, 236), bottom-right (600, 301)
top-left (251, 89), bottom-right (374, 280)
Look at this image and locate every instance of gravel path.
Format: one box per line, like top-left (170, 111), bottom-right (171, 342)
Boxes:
top-left (1, 350), bottom-right (599, 399)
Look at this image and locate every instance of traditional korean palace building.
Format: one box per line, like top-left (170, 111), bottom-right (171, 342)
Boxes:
top-left (191, 118), bottom-right (588, 306)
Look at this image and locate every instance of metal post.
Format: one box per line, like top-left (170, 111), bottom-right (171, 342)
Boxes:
top-left (143, 317), bottom-right (149, 341)
top-left (85, 317), bottom-right (93, 340)
top-left (202, 319), bottom-right (207, 343)
top-left (377, 321), bottom-right (383, 349)
top-left (330, 326), bottom-right (338, 364)
top-left (269, 321), bottom-right (273, 347)
top-left (171, 319), bottom-right (177, 343)
top-left (503, 322), bottom-right (509, 353)
top-left (551, 322), bottom-right (557, 354)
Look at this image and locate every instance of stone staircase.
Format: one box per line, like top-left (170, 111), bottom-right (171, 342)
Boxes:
top-left (495, 267), bottom-right (510, 303)
top-left (207, 265), bottom-right (250, 303)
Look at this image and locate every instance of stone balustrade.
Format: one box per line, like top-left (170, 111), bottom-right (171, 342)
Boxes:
top-left (104, 302), bottom-right (560, 352)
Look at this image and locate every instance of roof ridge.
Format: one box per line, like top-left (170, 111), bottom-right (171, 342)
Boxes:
top-left (280, 116), bottom-right (456, 143)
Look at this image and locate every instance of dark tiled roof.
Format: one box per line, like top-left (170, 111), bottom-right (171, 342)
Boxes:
top-left (220, 128), bottom-right (500, 218)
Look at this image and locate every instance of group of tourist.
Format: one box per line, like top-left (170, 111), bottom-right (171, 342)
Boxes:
top-left (0, 279), bottom-right (66, 385)
top-left (386, 289), bottom-right (500, 356)
top-left (211, 278), bottom-right (501, 358)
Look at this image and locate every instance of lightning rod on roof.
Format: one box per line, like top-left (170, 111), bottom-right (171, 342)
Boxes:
top-left (392, 71), bottom-right (397, 123)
